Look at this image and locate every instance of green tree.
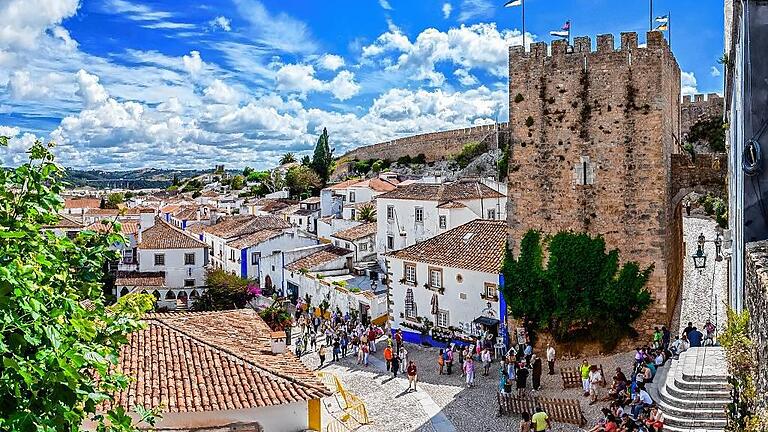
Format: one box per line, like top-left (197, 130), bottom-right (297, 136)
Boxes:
top-left (502, 230), bottom-right (653, 349)
top-left (300, 155), bottom-right (312, 166)
top-left (172, 174), bottom-right (180, 186)
top-left (311, 127), bottom-right (333, 183)
top-left (0, 137), bottom-right (156, 431)
top-left (193, 269), bottom-right (254, 311)
top-left (103, 192), bottom-right (124, 209)
top-left (262, 169), bottom-right (285, 193)
top-left (357, 203), bottom-right (377, 222)
top-left (280, 152), bottom-right (297, 165)
top-left (285, 165), bottom-right (322, 198)
top-left (230, 175), bottom-right (245, 190)
top-left (242, 166), bottom-right (253, 177)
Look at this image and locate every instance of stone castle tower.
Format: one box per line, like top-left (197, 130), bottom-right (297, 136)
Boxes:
top-left (506, 31), bottom-right (683, 329)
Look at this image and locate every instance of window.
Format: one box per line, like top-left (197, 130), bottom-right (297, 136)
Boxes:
top-left (251, 252), bottom-right (259, 265)
top-left (184, 253), bottom-right (195, 265)
top-left (405, 288), bottom-right (417, 320)
top-left (459, 292), bottom-right (467, 300)
top-left (487, 209), bottom-right (496, 220)
top-left (574, 156), bottom-right (594, 185)
top-left (122, 249), bottom-right (133, 264)
top-left (415, 207), bottom-right (424, 223)
top-left (230, 249), bottom-right (236, 262)
top-left (429, 267), bottom-right (442, 289)
top-left (437, 309), bottom-right (449, 328)
top-left (387, 205), bottom-right (394, 220)
top-left (350, 209), bottom-right (356, 220)
top-left (345, 242), bottom-right (350, 249)
top-left (360, 242), bottom-right (369, 252)
top-left (349, 191), bottom-right (356, 203)
top-left (387, 235), bottom-right (394, 249)
top-left (484, 283), bottom-right (498, 300)
top-left (404, 263), bottom-right (416, 284)
top-left (184, 279), bottom-right (195, 287)
top-left (439, 215), bottom-right (447, 229)
top-left (154, 253), bottom-right (165, 266)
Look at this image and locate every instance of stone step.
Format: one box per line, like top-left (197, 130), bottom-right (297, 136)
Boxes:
top-left (658, 383), bottom-right (731, 410)
top-left (673, 376), bottom-right (729, 392)
top-left (663, 411), bottom-right (727, 429)
top-left (678, 347), bottom-right (728, 383)
top-left (656, 397), bottom-right (727, 421)
top-left (663, 425), bottom-right (724, 432)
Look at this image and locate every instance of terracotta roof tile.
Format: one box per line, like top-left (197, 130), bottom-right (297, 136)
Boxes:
top-left (138, 219), bottom-right (207, 250)
top-left (46, 215), bottom-right (84, 229)
top-left (115, 271), bottom-right (165, 287)
top-left (386, 219), bottom-right (507, 273)
top-left (229, 230), bottom-right (284, 249)
top-left (86, 219), bottom-right (140, 235)
top-left (377, 181), bottom-right (504, 202)
top-left (64, 197), bottom-right (101, 209)
top-left (203, 215), bottom-right (290, 239)
top-left (301, 196), bottom-right (321, 204)
top-left (104, 310), bottom-right (329, 414)
top-left (331, 222), bottom-right (377, 242)
top-left (286, 246), bottom-right (352, 271)
top-left (436, 201), bottom-right (467, 209)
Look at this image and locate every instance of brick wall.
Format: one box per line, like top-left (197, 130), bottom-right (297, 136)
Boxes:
top-left (745, 241), bottom-right (768, 402)
top-left (505, 31), bottom-right (682, 334)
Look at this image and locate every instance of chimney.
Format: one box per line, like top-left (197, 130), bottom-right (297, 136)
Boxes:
top-left (270, 331), bottom-right (287, 354)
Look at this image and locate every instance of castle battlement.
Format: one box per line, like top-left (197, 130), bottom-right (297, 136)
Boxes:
top-left (509, 31), bottom-right (670, 61)
top-left (681, 93), bottom-right (723, 106)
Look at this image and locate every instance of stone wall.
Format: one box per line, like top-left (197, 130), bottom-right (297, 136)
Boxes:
top-left (744, 240), bottom-right (768, 401)
top-left (505, 31), bottom-right (682, 334)
top-left (339, 123), bottom-right (510, 163)
top-left (670, 153), bottom-right (728, 204)
top-left (681, 93), bottom-right (725, 152)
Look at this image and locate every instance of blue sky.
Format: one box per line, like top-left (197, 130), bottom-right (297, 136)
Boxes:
top-left (0, 0), bottom-right (724, 169)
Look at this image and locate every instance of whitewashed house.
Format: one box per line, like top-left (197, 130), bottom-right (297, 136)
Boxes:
top-left (330, 222), bottom-right (377, 263)
top-left (320, 176), bottom-right (398, 219)
top-left (115, 217), bottom-right (209, 310)
top-left (287, 197), bottom-right (321, 233)
top-left (61, 197), bottom-right (101, 218)
top-left (199, 215), bottom-right (318, 291)
top-left (375, 179), bottom-right (507, 267)
top-left (386, 219), bottom-right (507, 347)
top-left (317, 216), bottom-right (362, 242)
top-left (284, 245), bottom-right (387, 324)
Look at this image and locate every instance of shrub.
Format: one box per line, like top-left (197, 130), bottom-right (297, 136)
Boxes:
top-left (688, 116), bottom-right (726, 152)
top-left (412, 153), bottom-right (427, 164)
top-left (502, 230), bottom-right (653, 350)
top-left (698, 193), bottom-right (728, 229)
top-left (525, 116), bottom-right (534, 127)
top-left (453, 141), bottom-right (488, 168)
top-left (397, 155), bottom-right (412, 165)
top-left (193, 269), bottom-right (254, 311)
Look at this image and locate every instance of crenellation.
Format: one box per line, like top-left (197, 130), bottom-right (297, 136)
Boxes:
top-left (531, 41), bottom-right (547, 58)
top-left (694, 94), bottom-right (704, 103)
top-left (620, 32), bottom-right (638, 50)
top-left (551, 39), bottom-right (568, 56)
top-left (574, 36), bottom-right (591, 53)
top-left (646, 30), bottom-right (666, 49)
top-left (596, 34), bottom-right (615, 52)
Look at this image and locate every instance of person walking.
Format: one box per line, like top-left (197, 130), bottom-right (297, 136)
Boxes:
top-left (399, 346), bottom-right (408, 373)
top-left (384, 345), bottom-right (393, 372)
top-left (661, 326), bottom-right (671, 350)
top-left (704, 320), bottom-right (716, 346)
top-left (520, 412), bottom-right (533, 432)
top-left (362, 343), bottom-right (370, 366)
top-left (464, 356), bottom-right (475, 387)
top-left (395, 329), bottom-right (403, 354)
top-left (524, 343), bottom-right (533, 365)
top-left (516, 363), bottom-right (529, 397)
top-left (445, 347), bottom-right (454, 375)
top-left (332, 338), bottom-right (340, 362)
top-left (391, 353), bottom-right (400, 378)
top-left (318, 345), bottom-right (326, 368)
top-left (580, 359), bottom-right (591, 397)
top-left (531, 354), bottom-right (542, 391)
top-left (407, 361), bottom-right (418, 392)
top-left (438, 349), bottom-right (445, 375)
top-left (589, 365), bottom-right (602, 404)
top-left (546, 343), bottom-right (556, 375)
top-left (340, 333), bottom-right (348, 358)
top-left (482, 348), bottom-right (492, 376)
top-left (531, 406), bottom-right (550, 432)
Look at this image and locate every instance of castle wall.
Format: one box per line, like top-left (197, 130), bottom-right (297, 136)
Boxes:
top-left (681, 93), bottom-right (725, 152)
top-left (506, 31), bottom-right (682, 333)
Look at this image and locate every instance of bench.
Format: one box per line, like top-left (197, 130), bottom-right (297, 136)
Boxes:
top-left (497, 393), bottom-right (587, 426)
top-left (560, 364), bottom-right (607, 389)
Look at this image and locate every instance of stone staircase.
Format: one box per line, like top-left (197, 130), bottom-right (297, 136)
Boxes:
top-left (654, 347), bottom-right (730, 432)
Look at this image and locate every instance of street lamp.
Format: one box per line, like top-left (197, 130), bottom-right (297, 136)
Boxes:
top-left (691, 232), bottom-right (724, 270)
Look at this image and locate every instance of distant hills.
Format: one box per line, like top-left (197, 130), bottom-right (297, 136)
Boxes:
top-left (63, 168), bottom-right (215, 190)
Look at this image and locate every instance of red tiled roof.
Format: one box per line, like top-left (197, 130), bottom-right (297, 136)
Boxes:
top-left (301, 196), bottom-right (321, 204)
top-left (327, 179), bottom-right (360, 190)
top-left (229, 230), bottom-right (284, 249)
top-left (355, 177), bottom-right (398, 192)
top-left (45, 215), bottom-right (84, 229)
top-left (437, 201), bottom-right (467, 209)
top-left (331, 222), bottom-right (377, 242)
top-left (86, 219), bottom-right (139, 235)
top-left (115, 271), bottom-right (165, 287)
top-left (64, 197), bottom-right (101, 209)
top-left (105, 310), bottom-right (329, 414)
top-left (386, 219), bottom-right (507, 273)
top-left (85, 208), bottom-right (142, 216)
top-left (377, 181), bottom-right (504, 202)
top-left (138, 219), bottom-right (207, 250)
top-left (203, 215), bottom-right (290, 239)
top-left (286, 246), bottom-right (352, 271)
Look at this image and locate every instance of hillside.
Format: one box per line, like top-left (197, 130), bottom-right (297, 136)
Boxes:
top-left (63, 168), bottom-right (213, 190)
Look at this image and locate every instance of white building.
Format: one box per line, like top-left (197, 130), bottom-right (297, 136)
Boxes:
top-left (330, 222), bottom-right (377, 263)
top-left (200, 215), bottom-right (318, 291)
top-left (320, 176), bottom-right (398, 219)
top-left (386, 219), bottom-right (507, 347)
top-left (317, 216), bottom-right (362, 242)
top-left (115, 217), bottom-right (209, 310)
top-left (375, 179), bottom-right (507, 267)
top-left (287, 197), bottom-right (321, 233)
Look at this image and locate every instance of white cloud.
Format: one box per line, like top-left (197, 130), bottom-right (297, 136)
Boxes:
top-left (457, 0), bottom-right (494, 22)
top-left (209, 16), bottom-right (232, 31)
top-left (453, 68), bottom-right (478, 86)
top-left (75, 70), bottom-right (109, 107)
top-left (0, 0), bottom-right (79, 50)
top-left (318, 54), bottom-right (345, 71)
top-left (379, 0), bottom-right (393, 10)
top-left (233, 0), bottom-right (317, 54)
top-left (329, 71), bottom-right (361, 101)
top-left (203, 79), bottom-right (240, 104)
top-left (275, 64), bottom-right (325, 94)
top-left (142, 22), bottom-right (195, 30)
top-left (182, 50), bottom-right (203, 75)
top-left (710, 66), bottom-right (721, 77)
top-left (8, 70), bottom-right (49, 99)
top-left (442, 2), bottom-right (453, 19)
top-left (681, 71), bottom-right (698, 96)
top-left (105, 0), bottom-right (172, 22)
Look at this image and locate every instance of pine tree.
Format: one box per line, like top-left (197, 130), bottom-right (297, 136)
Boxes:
top-left (311, 127), bottom-right (333, 183)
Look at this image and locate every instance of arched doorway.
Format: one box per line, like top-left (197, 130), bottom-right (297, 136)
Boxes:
top-left (165, 291), bottom-right (176, 300)
top-left (178, 291), bottom-right (189, 307)
top-left (120, 287), bottom-right (129, 296)
top-left (151, 290), bottom-right (161, 300)
top-left (264, 275), bottom-right (273, 295)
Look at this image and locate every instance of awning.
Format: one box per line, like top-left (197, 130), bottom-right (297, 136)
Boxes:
top-left (473, 316), bottom-right (500, 327)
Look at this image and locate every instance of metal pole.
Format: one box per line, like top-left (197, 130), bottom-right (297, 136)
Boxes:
top-left (668, 11), bottom-right (672, 49)
top-left (522, 0), bottom-right (526, 50)
top-left (649, 0), bottom-right (653, 31)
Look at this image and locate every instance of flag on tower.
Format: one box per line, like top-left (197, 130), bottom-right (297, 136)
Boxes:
top-left (503, 0), bottom-right (522, 6)
top-left (656, 23), bottom-right (668, 31)
top-left (550, 21), bottom-right (570, 38)
top-left (655, 14), bottom-right (669, 23)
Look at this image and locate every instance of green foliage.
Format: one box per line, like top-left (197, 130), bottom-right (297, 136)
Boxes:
top-left (181, 179), bottom-right (202, 193)
top-left (246, 170), bottom-right (269, 183)
top-left (370, 159), bottom-right (387, 173)
top-left (193, 269), bottom-right (254, 311)
top-left (311, 127), bottom-right (333, 183)
top-left (502, 230), bottom-right (653, 349)
top-left (103, 192), bottom-right (124, 209)
top-left (349, 287), bottom-right (361, 293)
top-left (300, 155), bottom-right (312, 166)
top-left (172, 174), bottom-right (180, 186)
top-left (242, 166), bottom-right (253, 177)
top-left (412, 153), bottom-right (426, 164)
top-left (497, 141), bottom-right (510, 181)
top-left (525, 116), bottom-right (534, 128)
top-left (286, 165), bottom-right (322, 198)
top-left (514, 93), bottom-right (524, 103)
top-left (357, 203), bottom-right (377, 222)
top-left (230, 175), bottom-right (245, 190)
top-left (453, 141), bottom-right (488, 168)
top-left (698, 193), bottom-right (728, 229)
top-left (0, 138), bottom-right (156, 431)
top-left (397, 155), bottom-right (412, 165)
top-left (280, 152), bottom-right (297, 165)
top-left (683, 142), bottom-right (695, 158)
top-left (258, 298), bottom-right (292, 331)
top-left (687, 116), bottom-right (726, 152)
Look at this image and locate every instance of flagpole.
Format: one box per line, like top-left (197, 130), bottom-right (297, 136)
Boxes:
top-left (668, 11), bottom-right (672, 49)
top-left (522, 0), bottom-right (526, 51)
top-left (649, 0), bottom-right (653, 31)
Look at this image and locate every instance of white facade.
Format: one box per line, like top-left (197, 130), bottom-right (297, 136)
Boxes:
top-left (138, 246), bottom-right (207, 288)
top-left (386, 256), bottom-right (501, 338)
top-left (330, 233), bottom-right (376, 263)
top-left (285, 272), bottom-right (387, 321)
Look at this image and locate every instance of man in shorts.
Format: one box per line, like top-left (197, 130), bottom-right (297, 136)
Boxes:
top-left (406, 361), bottom-right (418, 392)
